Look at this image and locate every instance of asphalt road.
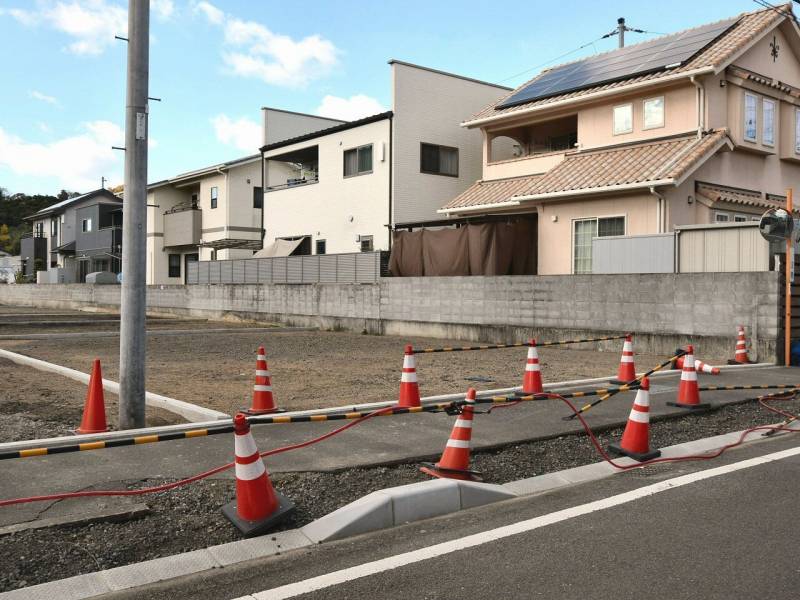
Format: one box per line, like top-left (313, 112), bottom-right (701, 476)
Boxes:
top-left (108, 433), bottom-right (800, 600)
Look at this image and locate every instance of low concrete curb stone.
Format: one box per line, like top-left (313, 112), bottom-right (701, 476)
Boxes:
top-left (4, 421), bottom-right (792, 600)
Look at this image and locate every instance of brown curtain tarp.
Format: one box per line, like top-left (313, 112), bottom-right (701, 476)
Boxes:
top-left (389, 219), bottom-right (537, 277)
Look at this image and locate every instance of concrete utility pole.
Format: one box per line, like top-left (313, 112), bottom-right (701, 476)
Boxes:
top-left (617, 18), bottom-right (625, 48)
top-left (119, 0), bottom-right (149, 429)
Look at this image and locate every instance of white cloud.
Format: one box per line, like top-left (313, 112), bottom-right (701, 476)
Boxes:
top-left (0, 120), bottom-right (124, 191)
top-left (316, 94), bottom-right (385, 121)
top-left (196, 2), bottom-right (338, 87)
top-left (29, 90), bottom-right (59, 105)
top-left (210, 114), bottom-right (261, 152)
top-left (4, 0), bottom-right (174, 55)
top-left (37, 122), bottom-right (52, 133)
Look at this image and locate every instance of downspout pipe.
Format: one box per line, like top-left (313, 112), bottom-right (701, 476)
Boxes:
top-left (260, 149), bottom-right (265, 248)
top-left (690, 75), bottom-right (704, 138)
top-left (649, 185), bottom-right (665, 234)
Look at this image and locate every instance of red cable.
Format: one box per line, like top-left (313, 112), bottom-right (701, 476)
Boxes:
top-left (0, 405), bottom-right (396, 508)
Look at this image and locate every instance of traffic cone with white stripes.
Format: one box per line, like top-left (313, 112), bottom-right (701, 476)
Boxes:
top-left (75, 359), bottom-right (108, 434)
top-left (668, 345), bottom-right (711, 410)
top-left (676, 354), bottom-right (721, 375)
top-left (420, 388), bottom-right (481, 481)
top-left (727, 325), bottom-right (753, 365)
top-left (244, 346), bottom-right (283, 415)
top-left (610, 334), bottom-right (636, 384)
top-left (221, 413), bottom-right (294, 537)
top-left (608, 377), bottom-right (660, 462)
top-left (520, 339), bottom-right (544, 396)
top-left (397, 345), bottom-right (421, 408)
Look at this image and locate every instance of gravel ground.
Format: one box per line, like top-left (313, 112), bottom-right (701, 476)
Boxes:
top-left (0, 330), bottom-right (703, 415)
top-left (2, 394), bottom-right (797, 591)
top-left (0, 358), bottom-right (184, 441)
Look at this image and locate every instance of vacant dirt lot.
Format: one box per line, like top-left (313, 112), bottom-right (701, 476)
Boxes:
top-left (2, 330), bottom-right (692, 415)
top-left (0, 358), bottom-right (183, 442)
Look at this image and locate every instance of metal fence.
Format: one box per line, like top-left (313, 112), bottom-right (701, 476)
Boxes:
top-left (186, 251), bottom-right (388, 284)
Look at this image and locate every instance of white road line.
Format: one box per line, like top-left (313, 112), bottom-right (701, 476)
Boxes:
top-left (238, 443), bottom-right (800, 600)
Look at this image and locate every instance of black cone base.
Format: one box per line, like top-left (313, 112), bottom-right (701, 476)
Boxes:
top-left (420, 462), bottom-right (482, 482)
top-left (667, 401), bottom-right (712, 410)
top-left (608, 443), bottom-right (661, 462)
top-left (222, 490), bottom-right (295, 537)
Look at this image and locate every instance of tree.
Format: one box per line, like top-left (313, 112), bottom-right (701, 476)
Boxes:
top-left (0, 224), bottom-right (9, 252)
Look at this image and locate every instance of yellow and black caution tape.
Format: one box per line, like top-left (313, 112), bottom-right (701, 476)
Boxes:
top-left (699, 384), bottom-right (800, 392)
top-left (0, 402), bottom-right (456, 461)
top-left (412, 334), bottom-right (629, 354)
top-left (472, 383), bottom-right (641, 406)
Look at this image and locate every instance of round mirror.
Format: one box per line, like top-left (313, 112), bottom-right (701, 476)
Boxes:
top-left (759, 207), bottom-right (793, 243)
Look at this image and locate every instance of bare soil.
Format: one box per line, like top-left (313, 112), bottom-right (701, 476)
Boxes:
top-left (0, 329), bottom-right (702, 416)
top-left (0, 359), bottom-right (184, 442)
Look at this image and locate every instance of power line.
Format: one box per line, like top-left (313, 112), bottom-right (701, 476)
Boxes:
top-left (752, 0), bottom-right (799, 26)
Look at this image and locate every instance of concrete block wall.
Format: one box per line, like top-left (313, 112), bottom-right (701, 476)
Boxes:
top-left (0, 270), bottom-right (779, 361)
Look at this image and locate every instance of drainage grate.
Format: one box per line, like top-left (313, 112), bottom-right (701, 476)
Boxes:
top-left (620, 463), bottom-right (678, 479)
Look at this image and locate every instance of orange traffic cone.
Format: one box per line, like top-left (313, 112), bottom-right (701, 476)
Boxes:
top-left (608, 377), bottom-right (660, 462)
top-left (420, 388), bottom-right (481, 481)
top-left (221, 413), bottom-right (294, 537)
top-left (728, 325), bottom-right (753, 365)
top-left (520, 339), bottom-right (544, 396)
top-left (76, 359), bottom-right (108, 434)
top-left (668, 345), bottom-right (710, 410)
top-left (244, 346), bottom-right (282, 414)
top-left (676, 354), bottom-right (720, 375)
top-left (610, 334), bottom-right (636, 384)
top-left (397, 345), bottom-right (421, 408)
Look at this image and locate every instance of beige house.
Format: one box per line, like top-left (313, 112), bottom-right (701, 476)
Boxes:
top-left (438, 4), bottom-right (800, 275)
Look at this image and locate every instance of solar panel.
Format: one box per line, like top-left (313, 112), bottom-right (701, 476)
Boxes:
top-left (496, 17), bottom-right (739, 110)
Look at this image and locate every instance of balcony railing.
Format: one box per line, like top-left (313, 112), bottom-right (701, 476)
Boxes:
top-left (266, 176), bottom-right (319, 192)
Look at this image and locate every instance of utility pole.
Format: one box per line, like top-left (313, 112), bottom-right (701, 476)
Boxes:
top-left (101, 176), bottom-right (107, 189)
top-left (617, 17), bottom-right (625, 48)
top-left (119, 0), bottom-right (149, 429)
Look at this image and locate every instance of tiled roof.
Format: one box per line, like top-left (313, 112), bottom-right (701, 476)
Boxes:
top-left (696, 182), bottom-right (785, 210)
top-left (728, 65), bottom-right (800, 97)
top-left (468, 5), bottom-right (785, 124)
top-left (443, 175), bottom-right (544, 210)
top-left (441, 131), bottom-right (730, 212)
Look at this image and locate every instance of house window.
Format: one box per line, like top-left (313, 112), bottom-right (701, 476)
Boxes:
top-left (168, 254), bottom-right (181, 278)
top-left (763, 98), bottom-right (775, 146)
top-left (573, 216), bottom-right (625, 274)
top-left (795, 108), bottom-right (800, 154)
top-left (420, 143), bottom-right (459, 177)
top-left (315, 239), bottom-right (326, 255)
top-left (613, 103), bottom-right (633, 135)
top-left (50, 218), bottom-right (58, 236)
top-left (82, 218), bottom-right (92, 233)
top-left (715, 211), bottom-right (730, 222)
top-left (734, 214), bottom-right (749, 222)
top-left (344, 144), bottom-right (373, 177)
top-left (34, 222), bottom-right (44, 237)
top-left (210, 186), bottom-right (218, 209)
top-left (744, 92), bottom-right (757, 142)
top-left (253, 187), bottom-right (263, 209)
top-left (643, 97), bottom-right (665, 129)
top-left (359, 235), bottom-right (374, 252)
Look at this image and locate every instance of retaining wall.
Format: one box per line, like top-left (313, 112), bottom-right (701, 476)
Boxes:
top-left (0, 272), bottom-right (779, 361)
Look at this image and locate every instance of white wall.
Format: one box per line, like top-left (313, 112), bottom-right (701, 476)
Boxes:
top-left (263, 118), bottom-right (391, 254)
top-left (262, 108), bottom-right (344, 146)
top-left (391, 62), bottom-right (509, 224)
top-left (146, 185), bottom-right (193, 284)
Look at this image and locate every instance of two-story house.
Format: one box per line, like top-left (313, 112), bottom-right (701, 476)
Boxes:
top-left (259, 60), bottom-right (511, 256)
top-left (22, 188), bottom-right (123, 282)
top-left (146, 109), bottom-right (344, 284)
top-left (433, 4), bottom-right (800, 275)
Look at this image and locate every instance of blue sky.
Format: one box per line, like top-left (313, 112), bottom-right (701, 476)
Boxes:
top-left (0, 0), bottom-right (763, 194)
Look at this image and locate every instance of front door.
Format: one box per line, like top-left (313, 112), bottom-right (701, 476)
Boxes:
top-left (184, 253), bottom-right (199, 284)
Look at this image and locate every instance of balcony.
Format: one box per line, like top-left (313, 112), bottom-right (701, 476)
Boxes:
top-left (265, 145), bottom-right (319, 192)
top-left (485, 115), bottom-right (576, 179)
top-left (266, 176), bottom-right (319, 192)
top-left (163, 204), bottom-right (201, 247)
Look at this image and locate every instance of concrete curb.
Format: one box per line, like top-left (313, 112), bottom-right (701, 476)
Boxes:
top-left (0, 348), bottom-right (227, 423)
top-left (2, 421), bottom-right (793, 600)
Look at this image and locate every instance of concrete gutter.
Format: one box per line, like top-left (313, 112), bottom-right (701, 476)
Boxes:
top-left (0, 348), bottom-right (227, 423)
top-left (5, 420), bottom-right (794, 600)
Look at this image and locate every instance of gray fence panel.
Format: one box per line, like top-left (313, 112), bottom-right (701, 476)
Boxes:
top-left (592, 234), bottom-right (675, 274)
top-left (185, 252), bottom-right (382, 284)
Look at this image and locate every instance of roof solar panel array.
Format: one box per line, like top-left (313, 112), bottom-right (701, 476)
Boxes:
top-left (496, 17), bottom-right (739, 110)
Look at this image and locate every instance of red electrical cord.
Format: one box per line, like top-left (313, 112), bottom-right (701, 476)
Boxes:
top-left (0, 405), bottom-right (396, 508)
top-left (0, 393), bottom-right (797, 508)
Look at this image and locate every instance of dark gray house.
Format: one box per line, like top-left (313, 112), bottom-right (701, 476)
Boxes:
top-left (23, 189), bottom-right (123, 283)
